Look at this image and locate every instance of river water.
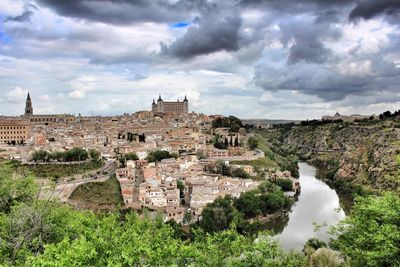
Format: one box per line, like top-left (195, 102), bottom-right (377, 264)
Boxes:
top-left (266, 162), bottom-right (346, 251)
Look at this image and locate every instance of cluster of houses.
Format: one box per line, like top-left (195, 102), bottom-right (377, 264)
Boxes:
top-left (0, 94), bottom-right (298, 223)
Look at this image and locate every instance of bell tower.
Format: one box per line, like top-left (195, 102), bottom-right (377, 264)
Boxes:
top-left (25, 93), bottom-right (33, 116)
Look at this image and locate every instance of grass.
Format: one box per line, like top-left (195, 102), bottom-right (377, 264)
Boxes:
top-left (69, 175), bottom-right (123, 206)
top-left (8, 160), bottom-right (103, 179)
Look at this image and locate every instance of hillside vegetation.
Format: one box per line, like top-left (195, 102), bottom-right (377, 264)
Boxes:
top-left (262, 117), bottom-right (400, 193)
top-left (1, 163), bottom-right (399, 266)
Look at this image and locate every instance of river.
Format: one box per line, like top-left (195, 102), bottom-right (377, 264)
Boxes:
top-left (266, 162), bottom-right (346, 251)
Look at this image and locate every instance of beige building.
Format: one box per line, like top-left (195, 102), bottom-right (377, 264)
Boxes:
top-left (151, 95), bottom-right (188, 114)
top-left (0, 119), bottom-right (30, 145)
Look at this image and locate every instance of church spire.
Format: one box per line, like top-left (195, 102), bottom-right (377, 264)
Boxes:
top-left (25, 92), bottom-right (33, 116)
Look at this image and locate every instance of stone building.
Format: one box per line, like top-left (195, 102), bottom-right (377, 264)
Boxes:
top-left (0, 119), bottom-right (30, 145)
top-left (151, 95), bottom-right (188, 114)
top-left (23, 93), bottom-right (76, 124)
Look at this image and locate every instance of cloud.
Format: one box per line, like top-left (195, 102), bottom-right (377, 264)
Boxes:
top-left (5, 87), bottom-right (28, 103)
top-left (4, 3), bottom-right (37, 23)
top-left (349, 0), bottom-right (400, 21)
top-left (68, 90), bottom-right (85, 99)
top-left (162, 13), bottom-right (242, 59)
top-left (35, 0), bottom-right (203, 25)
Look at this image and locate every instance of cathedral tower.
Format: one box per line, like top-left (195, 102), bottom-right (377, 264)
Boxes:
top-left (25, 93), bottom-right (33, 116)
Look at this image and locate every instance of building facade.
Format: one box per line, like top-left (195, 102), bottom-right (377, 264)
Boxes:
top-left (0, 119), bottom-right (30, 144)
top-left (151, 95), bottom-right (188, 114)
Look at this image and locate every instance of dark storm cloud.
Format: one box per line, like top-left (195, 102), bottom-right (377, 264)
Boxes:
top-left (349, 0), bottom-right (400, 20)
top-left (161, 14), bottom-right (242, 59)
top-left (4, 3), bottom-right (38, 23)
top-left (288, 39), bottom-right (332, 64)
top-left (277, 15), bottom-right (341, 64)
top-left (35, 0), bottom-right (209, 24)
top-left (254, 49), bottom-right (400, 101)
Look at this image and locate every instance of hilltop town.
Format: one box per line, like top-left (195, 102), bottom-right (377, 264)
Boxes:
top-left (0, 93), bottom-right (298, 223)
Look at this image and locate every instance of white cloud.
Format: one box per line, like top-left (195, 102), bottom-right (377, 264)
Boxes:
top-left (68, 90), bottom-right (86, 99)
top-left (5, 87), bottom-right (27, 103)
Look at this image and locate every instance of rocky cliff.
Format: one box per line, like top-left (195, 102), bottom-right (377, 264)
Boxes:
top-left (262, 118), bottom-right (400, 191)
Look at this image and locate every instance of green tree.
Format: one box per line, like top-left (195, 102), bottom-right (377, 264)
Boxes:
top-left (31, 150), bottom-right (49, 162)
top-left (146, 150), bottom-right (174, 162)
top-left (200, 196), bottom-right (241, 233)
top-left (233, 191), bottom-right (262, 219)
top-left (231, 168), bottom-right (249, 179)
top-left (260, 192), bottom-right (285, 213)
top-left (275, 178), bottom-right (293, 191)
top-left (332, 193), bottom-right (400, 267)
top-left (89, 149), bottom-right (101, 161)
top-left (248, 137), bottom-right (259, 150)
top-left (125, 152), bottom-right (139, 161)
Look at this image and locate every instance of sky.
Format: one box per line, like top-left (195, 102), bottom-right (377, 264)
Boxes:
top-left (0, 0), bottom-right (399, 119)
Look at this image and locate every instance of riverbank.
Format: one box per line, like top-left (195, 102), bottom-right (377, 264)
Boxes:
top-left (265, 162), bottom-right (345, 251)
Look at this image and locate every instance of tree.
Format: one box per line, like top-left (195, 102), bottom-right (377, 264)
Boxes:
top-left (89, 149), bottom-right (101, 161)
top-left (231, 168), bottom-right (249, 179)
top-left (31, 150), bottom-right (49, 162)
top-left (233, 191), bottom-right (262, 219)
top-left (125, 152), bottom-right (139, 161)
top-left (275, 179), bottom-right (293, 191)
top-left (332, 193), bottom-right (400, 267)
top-left (260, 192), bottom-right (285, 213)
top-left (248, 137), bottom-right (259, 150)
top-left (146, 150), bottom-right (174, 162)
top-left (234, 135), bottom-right (239, 147)
top-left (200, 196), bottom-right (240, 233)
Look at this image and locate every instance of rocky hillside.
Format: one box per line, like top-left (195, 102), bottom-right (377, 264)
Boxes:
top-left (261, 118), bottom-right (400, 191)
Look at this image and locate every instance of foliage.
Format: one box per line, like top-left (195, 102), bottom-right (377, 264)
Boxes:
top-left (212, 116), bottom-right (243, 133)
top-left (88, 149), bottom-right (101, 161)
top-left (231, 167), bottom-right (249, 179)
top-left (10, 160), bottom-right (103, 179)
top-left (31, 147), bottom-right (90, 162)
top-left (275, 178), bottom-right (293, 191)
top-left (248, 136), bottom-right (259, 150)
top-left (303, 238), bottom-right (327, 253)
top-left (125, 152), bottom-right (139, 161)
top-left (199, 196), bottom-right (241, 233)
top-left (146, 150), bottom-right (178, 162)
top-left (69, 175), bottom-right (123, 207)
top-left (332, 193), bottom-right (400, 267)
top-left (0, 165), bottom-right (37, 214)
top-left (200, 182), bottom-right (292, 233)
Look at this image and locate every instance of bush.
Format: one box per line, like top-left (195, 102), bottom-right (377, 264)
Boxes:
top-left (146, 150), bottom-right (176, 162)
top-left (248, 136), bottom-right (259, 150)
top-left (275, 178), bottom-right (293, 191)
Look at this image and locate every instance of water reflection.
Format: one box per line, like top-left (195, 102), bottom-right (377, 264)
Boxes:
top-left (268, 162), bottom-right (346, 251)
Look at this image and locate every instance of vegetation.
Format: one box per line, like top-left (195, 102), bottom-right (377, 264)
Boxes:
top-left (0, 164), bottom-right (307, 266)
top-left (69, 175), bottom-right (123, 207)
top-left (146, 150), bottom-right (178, 162)
top-left (275, 178), bottom-right (293, 191)
top-left (199, 181), bottom-right (292, 233)
top-left (119, 152), bottom-right (139, 167)
top-left (248, 136), bottom-right (259, 150)
top-left (332, 193), bottom-right (400, 267)
top-left (6, 160), bottom-right (103, 179)
top-left (212, 116), bottom-right (243, 133)
top-left (31, 147), bottom-right (98, 162)
top-left (1, 157), bottom-right (400, 266)
top-left (211, 161), bottom-right (249, 179)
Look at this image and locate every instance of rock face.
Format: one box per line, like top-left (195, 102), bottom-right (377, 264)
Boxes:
top-left (270, 119), bottom-right (400, 190)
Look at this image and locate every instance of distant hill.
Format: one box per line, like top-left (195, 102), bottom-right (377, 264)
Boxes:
top-left (242, 119), bottom-right (301, 125)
